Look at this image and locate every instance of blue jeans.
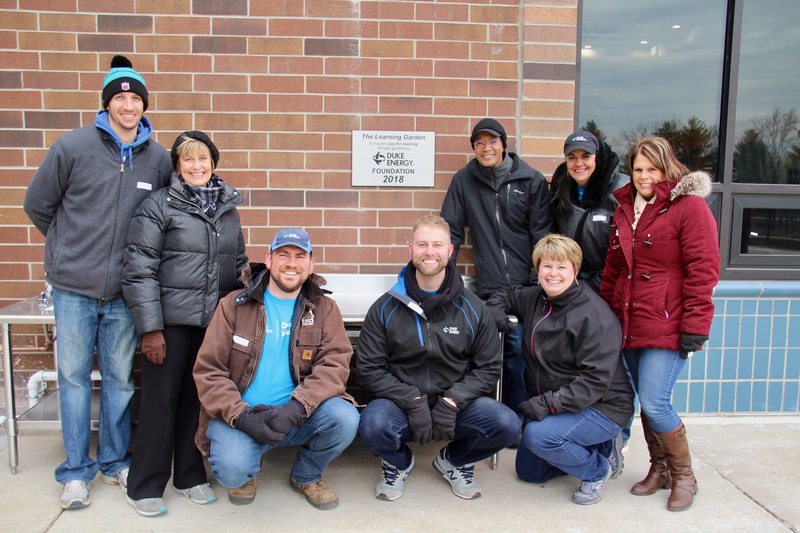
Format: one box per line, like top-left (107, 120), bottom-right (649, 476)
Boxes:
top-left (206, 397), bottom-right (359, 487)
top-left (623, 348), bottom-right (686, 433)
top-left (359, 396), bottom-right (521, 469)
top-left (502, 326), bottom-right (527, 416)
top-left (52, 287), bottom-right (136, 484)
top-left (516, 407), bottom-right (621, 483)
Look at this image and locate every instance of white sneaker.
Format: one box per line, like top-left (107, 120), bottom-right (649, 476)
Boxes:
top-left (60, 480), bottom-right (90, 510)
top-left (376, 456), bottom-right (415, 501)
top-left (101, 467), bottom-right (129, 493)
top-left (432, 448), bottom-right (481, 500)
top-left (127, 496), bottom-right (167, 517)
top-left (173, 483), bottom-right (217, 504)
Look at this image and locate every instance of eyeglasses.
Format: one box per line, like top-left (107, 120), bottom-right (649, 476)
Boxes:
top-left (474, 140), bottom-right (502, 148)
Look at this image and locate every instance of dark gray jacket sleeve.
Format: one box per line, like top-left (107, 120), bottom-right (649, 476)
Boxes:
top-left (440, 171), bottom-right (467, 261)
top-left (23, 141), bottom-right (69, 236)
top-left (122, 194), bottom-right (166, 335)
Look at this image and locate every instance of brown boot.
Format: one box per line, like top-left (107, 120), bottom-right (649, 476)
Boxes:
top-left (630, 414), bottom-right (672, 496)
top-left (657, 422), bottom-right (698, 511)
top-left (228, 478), bottom-right (257, 505)
top-left (290, 477), bottom-right (339, 510)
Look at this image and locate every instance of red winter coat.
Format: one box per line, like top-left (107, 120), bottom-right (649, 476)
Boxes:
top-left (599, 171), bottom-right (720, 351)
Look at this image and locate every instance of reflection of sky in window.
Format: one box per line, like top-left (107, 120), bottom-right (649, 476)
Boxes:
top-left (736, 0), bottom-right (800, 135)
top-left (579, 1), bottom-right (726, 145)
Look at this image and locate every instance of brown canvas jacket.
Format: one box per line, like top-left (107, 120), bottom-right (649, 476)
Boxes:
top-left (193, 263), bottom-right (354, 455)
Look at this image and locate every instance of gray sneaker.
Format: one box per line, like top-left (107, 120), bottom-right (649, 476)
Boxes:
top-left (573, 465), bottom-right (612, 505)
top-left (60, 480), bottom-right (90, 510)
top-left (376, 456), bottom-right (415, 501)
top-left (101, 467), bottom-right (129, 493)
top-left (127, 496), bottom-right (167, 517)
top-left (432, 447), bottom-right (481, 500)
top-left (173, 483), bottom-right (217, 505)
top-left (608, 433), bottom-right (624, 479)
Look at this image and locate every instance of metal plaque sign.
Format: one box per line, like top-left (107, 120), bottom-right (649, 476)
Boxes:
top-left (351, 130), bottom-right (435, 187)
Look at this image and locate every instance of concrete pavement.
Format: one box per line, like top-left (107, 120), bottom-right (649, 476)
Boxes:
top-left (0, 416), bottom-right (798, 533)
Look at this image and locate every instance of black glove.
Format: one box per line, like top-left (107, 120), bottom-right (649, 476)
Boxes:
top-left (518, 398), bottom-right (550, 421)
top-left (679, 332), bottom-right (708, 359)
top-left (234, 405), bottom-right (286, 444)
top-left (405, 395), bottom-right (433, 445)
top-left (487, 303), bottom-right (517, 334)
top-left (518, 391), bottom-right (562, 421)
top-left (267, 399), bottom-right (306, 435)
top-left (431, 397), bottom-right (459, 441)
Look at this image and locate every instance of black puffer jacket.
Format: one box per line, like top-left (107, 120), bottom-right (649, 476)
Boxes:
top-left (550, 141), bottom-right (629, 292)
top-left (441, 153), bottom-right (554, 298)
top-left (122, 173), bottom-right (247, 334)
top-left (486, 281), bottom-right (633, 427)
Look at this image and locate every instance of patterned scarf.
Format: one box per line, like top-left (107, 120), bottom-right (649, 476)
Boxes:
top-left (181, 175), bottom-right (224, 217)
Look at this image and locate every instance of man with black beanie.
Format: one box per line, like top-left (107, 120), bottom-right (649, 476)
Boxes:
top-left (24, 55), bottom-right (172, 511)
top-left (440, 118), bottom-right (554, 421)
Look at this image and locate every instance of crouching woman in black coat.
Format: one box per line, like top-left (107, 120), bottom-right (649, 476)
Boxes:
top-left (486, 234), bottom-right (633, 506)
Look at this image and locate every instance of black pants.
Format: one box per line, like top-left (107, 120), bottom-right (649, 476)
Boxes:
top-left (127, 325), bottom-right (208, 499)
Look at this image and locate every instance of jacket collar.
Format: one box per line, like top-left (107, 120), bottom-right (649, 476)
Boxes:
top-left (235, 263), bottom-right (329, 306)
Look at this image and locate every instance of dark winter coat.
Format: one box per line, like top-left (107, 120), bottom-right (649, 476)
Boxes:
top-left (599, 171), bottom-right (720, 350)
top-left (441, 153), bottom-right (554, 298)
top-left (193, 264), bottom-right (355, 455)
top-left (550, 141), bottom-right (629, 292)
top-left (122, 173), bottom-right (247, 334)
top-left (23, 118), bottom-right (173, 300)
top-left (486, 281), bottom-right (633, 427)
top-left (356, 265), bottom-right (501, 411)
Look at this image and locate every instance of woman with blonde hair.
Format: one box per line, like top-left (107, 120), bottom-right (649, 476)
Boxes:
top-left (122, 131), bottom-right (247, 516)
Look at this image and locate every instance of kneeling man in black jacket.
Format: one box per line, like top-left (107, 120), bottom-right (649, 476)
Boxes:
top-left (357, 215), bottom-right (521, 502)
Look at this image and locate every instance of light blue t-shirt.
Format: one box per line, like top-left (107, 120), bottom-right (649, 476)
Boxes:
top-left (241, 289), bottom-right (296, 407)
top-left (578, 185), bottom-right (586, 201)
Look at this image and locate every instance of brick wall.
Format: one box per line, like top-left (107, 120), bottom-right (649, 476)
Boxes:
top-left (0, 0), bottom-right (578, 366)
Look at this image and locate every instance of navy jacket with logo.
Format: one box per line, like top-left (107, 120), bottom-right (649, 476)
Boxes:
top-left (356, 266), bottom-right (501, 410)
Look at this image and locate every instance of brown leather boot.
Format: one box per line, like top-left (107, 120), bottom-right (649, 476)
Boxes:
top-left (630, 414), bottom-right (672, 496)
top-left (228, 478), bottom-right (257, 505)
top-left (290, 477), bottom-right (339, 510)
top-left (657, 422), bottom-right (698, 511)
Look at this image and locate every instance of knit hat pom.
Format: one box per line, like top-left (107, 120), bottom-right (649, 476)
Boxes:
top-left (102, 55), bottom-right (148, 111)
top-left (110, 55), bottom-right (133, 69)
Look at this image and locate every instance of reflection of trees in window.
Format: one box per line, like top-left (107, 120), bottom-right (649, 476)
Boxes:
top-left (733, 108), bottom-right (800, 184)
top-left (588, 116), bottom-right (717, 176)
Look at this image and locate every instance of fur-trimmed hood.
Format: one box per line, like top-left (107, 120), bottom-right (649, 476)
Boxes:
top-left (669, 170), bottom-right (712, 201)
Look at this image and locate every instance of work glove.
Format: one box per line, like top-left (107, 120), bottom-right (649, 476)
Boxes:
top-left (518, 391), bottom-right (562, 421)
top-left (266, 399), bottom-right (306, 435)
top-left (405, 395), bottom-right (433, 445)
top-left (431, 396), bottom-right (459, 441)
top-left (487, 303), bottom-right (517, 334)
top-left (234, 405), bottom-right (286, 444)
top-left (679, 332), bottom-right (708, 359)
top-left (141, 330), bottom-right (166, 365)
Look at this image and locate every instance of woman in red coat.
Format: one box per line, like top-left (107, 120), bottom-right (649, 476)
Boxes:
top-left (600, 136), bottom-right (719, 511)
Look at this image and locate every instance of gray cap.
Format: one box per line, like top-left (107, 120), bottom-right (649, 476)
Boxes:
top-left (564, 131), bottom-right (599, 155)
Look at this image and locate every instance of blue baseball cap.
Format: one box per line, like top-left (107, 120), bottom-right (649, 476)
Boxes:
top-left (271, 228), bottom-right (312, 254)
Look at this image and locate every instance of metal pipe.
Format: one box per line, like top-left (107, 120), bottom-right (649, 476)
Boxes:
top-left (25, 369), bottom-right (102, 407)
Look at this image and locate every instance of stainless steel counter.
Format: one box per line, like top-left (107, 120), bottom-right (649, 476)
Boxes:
top-left (1, 296), bottom-right (55, 474)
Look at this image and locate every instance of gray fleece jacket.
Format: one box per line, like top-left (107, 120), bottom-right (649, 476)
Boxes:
top-left (24, 115), bottom-right (173, 300)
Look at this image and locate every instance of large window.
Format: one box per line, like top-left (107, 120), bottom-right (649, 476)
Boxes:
top-left (578, 0), bottom-right (800, 278)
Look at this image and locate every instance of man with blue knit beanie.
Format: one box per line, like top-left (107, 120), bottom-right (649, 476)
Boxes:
top-left (24, 55), bottom-right (173, 510)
